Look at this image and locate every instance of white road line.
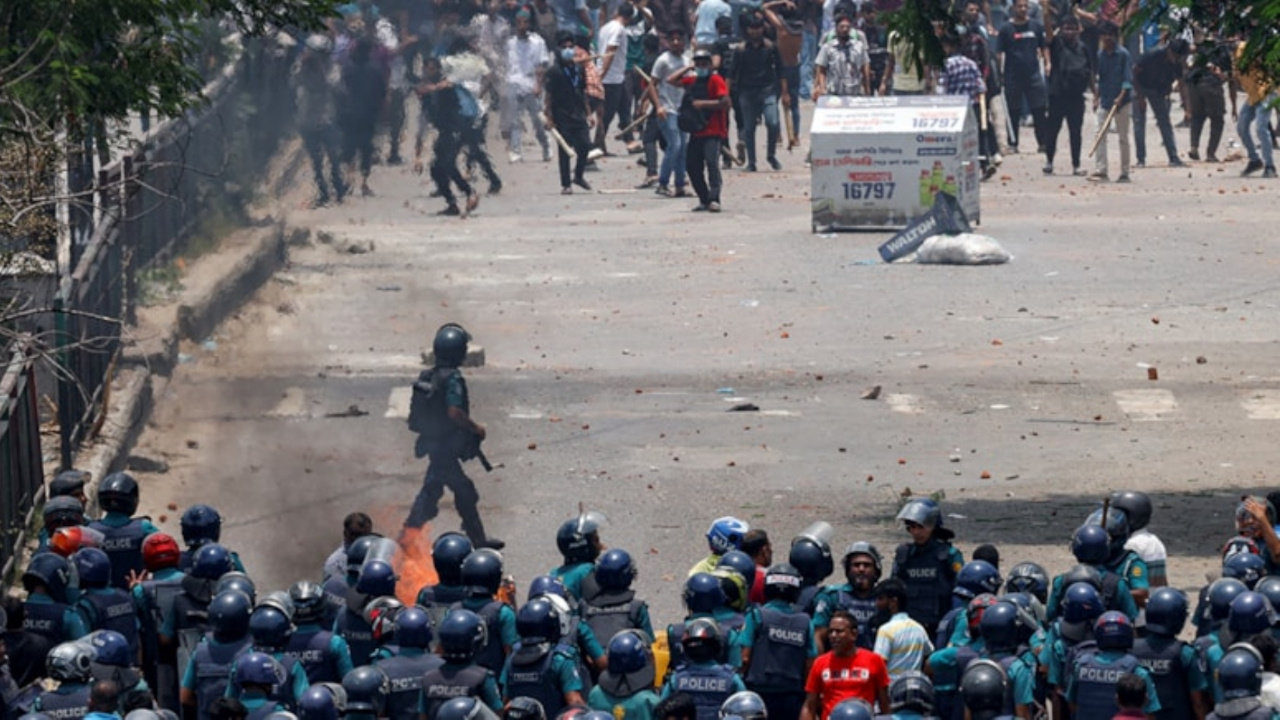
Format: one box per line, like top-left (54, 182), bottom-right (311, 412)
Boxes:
top-left (1242, 390), bottom-right (1280, 419)
top-left (886, 393), bottom-right (924, 415)
top-left (266, 387), bottom-right (308, 417)
top-left (1114, 389), bottom-right (1178, 422)
top-left (385, 387), bottom-right (412, 419)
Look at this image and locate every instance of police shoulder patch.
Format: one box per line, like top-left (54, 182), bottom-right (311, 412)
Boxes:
top-left (1131, 566), bottom-right (1144, 577)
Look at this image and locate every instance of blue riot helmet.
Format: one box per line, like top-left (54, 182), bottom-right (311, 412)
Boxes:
top-left (1143, 587), bottom-right (1188, 636)
top-left (1059, 564), bottom-right (1104, 594)
top-left (1229, 591), bottom-right (1277, 637)
top-left (960, 659), bottom-right (1009, 718)
top-left (259, 591), bottom-right (295, 620)
top-left (516, 598), bottom-right (563, 645)
top-left (827, 700), bottom-right (873, 720)
top-left (43, 496), bottom-right (85, 529)
top-left (236, 652), bottom-right (285, 688)
top-left (526, 575), bottom-right (569, 603)
top-left (437, 609), bottom-right (488, 662)
top-left (684, 572), bottom-right (728, 614)
top-left (299, 684), bottom-right (347, 720)
top-left (1062, 582), bottom-right (1105, 624)
top-left (681, 617), bottom-right (723, 663)
top-left (717, 551), bottom-right (759, 590)
top-left (22, 552), bottom-right (73, 602)
top-left (1085, 506), bottom-right (1131, 560)
top-left (1004, 562), bottom-right (1050, 603)
top-left (504, 698), bottom-right (546, 720)
top-left (50, 470), bottom-right (90, 499)
top-left (192, 544), bottom-right (235, 580)
top-left (342, 666), bottom-right (390, 716)
top-left (719, 691), bottom-right (767, 720)
top-left (431, 532), bottom-right (474, 586)
top-left (595, 549), bottom-right (638, 591)
top-left (889, 672), bottom-right (935, 714)
top-left (556, 510), bottom-right (605, 564)
top-left (180, 505), bottom-right (222, 547)
top-left (897, 498), bottom-right (941, 529)
top-left (249, 605), bottom-right (295, 651)
top-left (607, 630), bottom-right (654, 675)
top-left (394, 607), bottom-right (433, 649)
top-left (290, 581), bottom-right (325, 625)
top-left (979, 601), bottom-right (1022, 652)
top-left (73, 548), bottom-right (112, 589)
top-left (1219, 644), bottom-right (1265, 700)
top-left (345, 535), bottom-right (384, 581)
top-left (460, 549), bottom-right (503, 597)
top-left (763, 563), bottom-right (804, 604)
top-left (954, 560), bottom-right (1003, 601)
top-left (789, 538), bottom-right (834, 586)
top-left (1224, 552), bottom-right (1268, 590)
top-left (1110, 492), bottom-right (1153, 531)
top-left (87, 629), bottom-right (138, 688)
top-left (435, 698), bottom-right (500, 720)
top-left (1070, 524), bottom-right (1111, 565)
top-left (216, 571), bottom-right (257, 605)
top-left (1209, 578), bottom-right (1250, 622)
top-left (706, 517), bottom-right (749, 555)
top-left (47, 641), bottom-right (94, 683)
top-left (433, 324), bottom-right (471, 368)
top-left (1094, 611), bottom-right (1135, 651)
top-left (356, 560), bottom-right (398, 598)
top-left (97, 473), bottom-right (139, 515)
top-left (1255, 577), bottom-right (1280, 621)
top-left (209, 589), bottom-right (253, 642)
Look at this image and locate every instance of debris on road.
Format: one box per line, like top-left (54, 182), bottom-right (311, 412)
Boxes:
top-left (914, 233), bottom-right (1013, 265)
top-left (728, 403), bottom-right (760, 412)
top-left (861, 385), bottom-right (882, 400)
top-left (325, 404), bottom-right (369, 418)
top-left (127, 455), bottom-right (169, 474)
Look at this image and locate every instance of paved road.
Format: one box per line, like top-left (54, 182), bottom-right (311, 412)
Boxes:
top-left (129, 107), bottom-right (1280, 623)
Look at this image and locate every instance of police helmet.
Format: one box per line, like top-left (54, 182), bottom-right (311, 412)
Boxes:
top-left (215, 571), bottom-right (256, 605)
top-left (888, 671), bottom-right (935, 714)
top-left (431, 532), bottom-right (474, 586)
top-left (432, 323), bottom-right (471, 367)
top-left (290, 581), bottom-right (325, 625)
top-left (713, 567), bottom-right (750, 613)
top-left (192, 544), bottom-right (235, 581)
top-left (825, 700), bottom-right (873, 720)
top-left (364, 596), bottom-right (404, 646)
top-left (1070, 524), bottom-right (1111, 565)
top-left (1209, 578), bottom-right (1250, 621)
top-left (1060, 564), bottom-right (1104, 592)
top-left (580, 714), bottom-right (613, 720)
top-left (954, 560), bottom-right (1003, 600)
top-left (960, 659), bottom-right (1009, 715)
top-left (719, 691), bottom-right (767, 720)
top-left (356, 559), bottom-right (399, 598)
top-left (97, 472), bottom-right (140, 515)
top-left (345, 535), bottom-right (385, 579)
top-left (505, 698), bottom-right (547, 720)
top-left (556, 511), bottom-right (605, 564)
top-left (684, 572), bottom-right (728, 614)
top-left (1004, 561), bottom-right (1050, 603)
top-left (1094, 611), bottom-right (1135, 650)
top-left (1229, 591), bottom-right (1277, 636)
top-left (43, 496), bottom-right (86, 529)
top-left (978, 600), bottom-right (1022, 651)
top-left (48, 641), bottom-right (94, 682)
top-left (1085, 506), bottom-right (1131, 558)
top-left (1110, 491), bottom-right (1153, 531)
top-left (595, 549), bottom-right (638, 591)
top-left (142, 533), bottom-right (181, 572)
top-left (1224, 552), bottom-right (1268, 590)
top-left (249, 605), bottom-right (295, 650)
top-left (342, 666), bottom-right (390, 715)
top-left (539, 594), bottom-right (576, 640)
top-left (299, 684), bottom-right (347, 720)
top-left (966, 594), bottom-right (998, 634)
top-left (87, 629), bottom-right (132, 667)
top-left (763, 563), bottom-right (803, 604)
top-left (22, 552), bottom-right (72, 601)
top-left (706, 517), bottom-right (749, 555)
top-left (209, 589), bottom-right (254, 642)
top-left (265, 714), bottom-right (298, 720)
top-left (437, 609), bottom-right (488, 662)
top-left (1223, 536), bottom-right (1261, 562)
top-left (516, 597), bottom-right (563, 644)
top-left (436, 698), bottom-right (499, 720)
top-left (606, 630), bottom-right (653, 675)
top-left (50, 470), bottom-right (90, 498)
top-left (896, 498), bottom-right (941, 529)
top-left (1256, 576), bottom-right (1280, 618)
top-left (527, 575), bottom-right (569, 602)
top-left (1062, 582), bottom-right (1105, 624)
top-left (73, 547), bottom-right (112, 588)
top-left (681, 617), bottom-right (723, 663)
top-left (156, 711), bottom-right (180, 720)
top-left (460, 549), bottom-right (504, 597)
top-left (394, 607), bottom-right (433, 649)
top-left (125, 711), bottom-right (161, 720)
top-left (1220, 644), bottom-right (1265, 700)
top-left (789, 538), bottom-right (834, 585)
top-left (717, 551), bottom-right (758, 590)
top-left (258, 591), bottom-right (295, 620)
top-left (999, 592), bottom-right (1044, 640)
top-left (842, 542), bottom-right (883, 582)
top-left (180, 504), bottom-right (222, 547)
top-left (236, 651), bottom-right (284, 687)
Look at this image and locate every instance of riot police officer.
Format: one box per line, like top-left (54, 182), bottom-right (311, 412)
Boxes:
top-left (235, 598), bottom-right (310, 708)
top-left (297, 683), bottom-right (347, 720)
top-left (578, 549), bottom-right (655, 644)
top-left (660, 619), bottom-right (746, 719)
top-left (435, 697), bottom-right (502, 720)
top-left (1046, 529), bottom-right (1140, 621)
top-left (179, 590), bottom-right (254, 720)
top-left (21, 554), bottom-right (88, 643)
top-left (132, 532), bottom-right (185, 711)
top-left (787, 524), bottom-right (834, 616)
top-left (552, 511), bottom-right (606, 599)
top-left (935, 560), bottom-right (1002, 650)
top-left (229, 653), bottom-right (290, 720)
top-left (668, 573), bottom-right (741, 670)
top-left (404, 323), bottom-right (503, 550)
top-left (35, 496), bottom-right (85, 554)
top-left (1210, 645), bottom-right (1276, 720)
top-left (86, 629), bottom-right (154, 712)
top-left (50, 469), bottom-right (90, 505)
top-left (87, 472), bottom-right (159, 589)
top-left (73, 549), bottom-right (141, 658)
top-left (587, 631), bottom-right (660, 720)
top-left (285, 581), bottom-right (354, 684)
top-left (371, 607), bottom-right (443, 720)
top-left (1131, 587), bottom-right (1211, 720)
top-left (891, 499), bottom-right (965, 638)
top-left (417, 533), bottom-right (474, 645)
top-left (738, 564), bottom-right (816, 720)
top-left (812, 542), bottom-right (882, 651)
top-left (343, 666), bottom-right (391, 720)
top-left (1085, 506), bottom-right (1150, 608)
top-left (959, 660), bottom-right (1014, 720)
top-left (165, 544), bottom-right (235, 685)
top-left (885, 672), bottom-right (935, 719)
top-left (451, 549), bottom-right (517, 673)
top-left (33, 642), bottom-right (95, 719)
top-left (418, 610), bottom-right (504, 719)
top-left (500, 598), bottom-right (585, 716)
top-left (1042, 581), bottom-right (1105, 720)
top-left (1065, 611), bottom-right (1160, 718)
top-left (691, 518), bottom-right (750, 577)
top-left (719, 692), bottom-right (766, 720)
top-left (337, 559), bottom-right (398, 666)
top-left (178, 505), bottom-right (245, 574)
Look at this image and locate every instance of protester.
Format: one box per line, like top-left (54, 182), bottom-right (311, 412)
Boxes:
top-left (1090, 21), bottom-right (1132, 184)
top-left (670, 48), bottom-right (729, 212)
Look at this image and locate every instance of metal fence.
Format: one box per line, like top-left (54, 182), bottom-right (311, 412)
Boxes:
top-left (0, 342), bottom-right (45, 582)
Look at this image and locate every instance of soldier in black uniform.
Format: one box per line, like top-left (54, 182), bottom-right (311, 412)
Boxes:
top-left (404, 323), bottom-right (502, 550)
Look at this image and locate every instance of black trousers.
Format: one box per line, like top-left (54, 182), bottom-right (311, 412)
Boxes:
top-left (601, 82), bottom-right (633, 144)
top-left (301, 125), bottom-right (346, 201)
top-left (557, 123), bottom-right (591, 187)
top-left (406, 453), bottom-right (488, 544)
top-left (1189, 79), bottom-right (1225, 158)
top-left (1003, 80), bottom-right (1047, 151)
top-left (342, 119), bottom-right (376, 178)
top-left (462, 116), bottom-right (501, 188)
top-left (1045, 92), bottom-right (1085, 168)
top-left (430, 131), bottom-right (473, 206)
top-left (686, 135), bottom-right (723, 205)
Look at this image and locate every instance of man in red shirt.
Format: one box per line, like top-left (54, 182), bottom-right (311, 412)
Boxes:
top-left (800, 610), bottom-right (891, 719)
top-left (667, 48), bottom-right (730, 212)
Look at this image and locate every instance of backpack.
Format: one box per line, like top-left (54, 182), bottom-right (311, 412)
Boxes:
top-left (408, 368), bottom-right (465, 456)
top-left (677, 77), bottom-right (709, 133)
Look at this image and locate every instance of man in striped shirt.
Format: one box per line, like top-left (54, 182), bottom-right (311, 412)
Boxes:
top-left (872, 579), bottom-right (934, 682)
top-left (941, 31), bottom-right (993, 176)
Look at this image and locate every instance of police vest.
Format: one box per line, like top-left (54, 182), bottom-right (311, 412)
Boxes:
top-left (420, 664), bottom-right (490, 719)
top-left (448, 600), bottom-right (506, 673)
top-left (286, 627), bottom-right (342, 683)
top-left (1210, 705), bottom-right (1277, 720)
top-left (894, 541), bottom-right (956, 631)
top-left (173, 585), bottom-right (213, 683)
top-left (88, 518), bottom-right (148, 589)
top-left (34, 685), bottom-right (92, 720)
top-left (320, 576), bottom-right (348, 630)
top-left (798, 586), bottom-right (821, 616)
top-left (81, 588), bottom-right (141, 656)
top-left (141, 576), bottom-right (184, 660)
top-left (246, 701), bottom-right (285, 720)
top-left (580, 588), bottom-right (646, 644)
top-left (335, 607), bottom-right (376, 667)
top-left (22, 599), bottom-right (70, 644)
top-left (832, 588), bottom-right (879, 650)
top-left (931, 644), bottom-right (979, 720)
top-left (1071, 649), bottom-right (1139, 720)
top-left (375, 652), bottom-right (445, 720)
top-left (505, 642), bottom-right (575, 718)
top-left (744, 607), bottom-right (810, 691)
top-left (936, 606), bottom-right (964, 650)
top-left (269, 653), bottom-right (305, 708)
top-left (670, 663), bottom-right (738, 720)
top-left (191, 637), bottom-right (252, 720)
top-left (418, 584), bottom-right (470, 651)
top-left (1133, 635), bottom-right (1196, 720)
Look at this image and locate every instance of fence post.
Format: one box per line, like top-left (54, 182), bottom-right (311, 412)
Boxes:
top-left (53, 291), bottom-right (73, 470)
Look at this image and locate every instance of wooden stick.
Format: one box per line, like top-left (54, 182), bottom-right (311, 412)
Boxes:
top-left (784, 105), bottom-right (797, 152)
top-left (550, 127), bottom-right (576, 161)
top-left (1088, 101), bottom-right (1120, 158)
top-left (635, 66), bottom-right (654, 86)
top-left (615, 111), bottom-right (652, 139)
top-left (979, 92), bottom-right (988, 132)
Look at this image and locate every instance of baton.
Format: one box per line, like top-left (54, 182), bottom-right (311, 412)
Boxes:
top-left (615, 110), bottom-right (653, 139)
top-left (549, 126), bottom-right (577, 161)
top-left (979, 92), bottom-right (989, 132)
top-left (1088, 101), bottom-right (1120, 158)
top-left (784, 104), bottom-right (797, 151)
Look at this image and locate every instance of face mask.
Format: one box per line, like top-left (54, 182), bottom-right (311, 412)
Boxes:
top-left (560, 47), bottom-right (577, 62)
top-left (695, 67), bottom-right (710, 78)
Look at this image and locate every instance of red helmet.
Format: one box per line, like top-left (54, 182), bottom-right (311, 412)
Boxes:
top-left (143, 533), bottom-right (181, 571)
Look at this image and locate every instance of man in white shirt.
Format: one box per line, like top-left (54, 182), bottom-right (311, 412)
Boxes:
top-left (649, 28), bottom-right (691, 196)
top-left (502, 11), bottom-right (552, 163)
top-left (596, 3), bottom-right (634, 152)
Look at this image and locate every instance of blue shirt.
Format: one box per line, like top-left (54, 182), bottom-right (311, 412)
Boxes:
top-left (694, 0), bottom-right (732, 48)
top-left (1096, 45), bottom-right (1133, 110)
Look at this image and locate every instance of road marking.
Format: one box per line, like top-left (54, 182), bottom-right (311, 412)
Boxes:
top-left (886, 394), bottom-right (924, 414)
top-left (267, 387), bottom-right (308, 417)
top-left (1242, 390), bottom-right (1280, 419)
top-left (385, 387), bottom-right (412, 419)
top-left (1113, 389), bottom-right (1178, 421)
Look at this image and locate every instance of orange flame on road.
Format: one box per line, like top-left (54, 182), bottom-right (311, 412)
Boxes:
top-left (394, 526), bottom-right (439, 606)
